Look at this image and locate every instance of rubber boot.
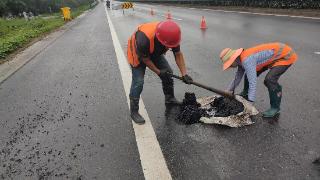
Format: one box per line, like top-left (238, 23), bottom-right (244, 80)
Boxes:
top-left (263, 86), bottom-right (282, 118)
top-left (129, 97), bottom-right (145, 124)
top-left (165, 95), bottom-right (182, 105)
top-left (239, 76), bottom-right (249, 99)
top-left (163, 84), bottom-right (182, 105)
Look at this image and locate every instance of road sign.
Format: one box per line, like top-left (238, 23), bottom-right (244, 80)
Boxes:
top-left (121, 2), bottom-right (133, 9)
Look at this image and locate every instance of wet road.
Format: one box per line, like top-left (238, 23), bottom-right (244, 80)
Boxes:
top-left (111, 2), bottom-right (320, 180)
top-left (0, 5), bottom-right (143, 180)
top-left (0, 1), bottom-right (320, 180)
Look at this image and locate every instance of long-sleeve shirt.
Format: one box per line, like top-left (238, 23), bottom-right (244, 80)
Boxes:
top-left (228, 50), bottom-right (274, 102)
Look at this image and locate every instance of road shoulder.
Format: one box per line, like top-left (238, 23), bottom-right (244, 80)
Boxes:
top-left (0, 11), bottom-right (89, 85)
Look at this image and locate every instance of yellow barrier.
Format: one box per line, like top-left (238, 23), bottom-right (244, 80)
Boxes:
top-left (61, 7), bottom-right (71, 21)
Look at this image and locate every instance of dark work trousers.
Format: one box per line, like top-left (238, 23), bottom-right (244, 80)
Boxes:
top-left (129, 55), bottom-right (174, 98)
top-left (244, 65), bottom-right (291, 91)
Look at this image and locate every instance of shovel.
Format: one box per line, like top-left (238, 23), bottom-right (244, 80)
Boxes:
top-left (169, 74), bottom-right (235, 99)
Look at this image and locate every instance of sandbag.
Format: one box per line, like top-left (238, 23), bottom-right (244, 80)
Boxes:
top-left (198, 95), bottom-right (259, 127)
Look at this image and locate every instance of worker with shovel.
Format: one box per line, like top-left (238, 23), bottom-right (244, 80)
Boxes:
top-left (127, 20), bottom-right (193, 124)
top-left (219, 42), bottom-right (298, 118)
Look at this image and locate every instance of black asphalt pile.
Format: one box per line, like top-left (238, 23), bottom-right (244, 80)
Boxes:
top-left (177, 93), bottom-right (205, 124)
top-left (177, 93), bottom-right (245, 124)
top-left (210, 96), bottom-right (244, 117)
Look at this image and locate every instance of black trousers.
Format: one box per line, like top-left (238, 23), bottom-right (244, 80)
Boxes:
top-left (244, 65), bottom-right (291, 91)
top-left (129, 55), bottom-right (173, 98)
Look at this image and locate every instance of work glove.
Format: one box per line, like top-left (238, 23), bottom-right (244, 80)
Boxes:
top-left (182, 74), bottom-right (193, 84)
top-left (235, 95), bottom-right (259, 115)
top-left (159, 69), bottom-right (171, 80)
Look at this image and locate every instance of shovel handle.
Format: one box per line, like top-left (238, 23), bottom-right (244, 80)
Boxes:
top-left (169, 74), bottom-right (234, 99)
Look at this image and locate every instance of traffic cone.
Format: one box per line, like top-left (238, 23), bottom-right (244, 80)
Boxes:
top-left (150, 8), bottom-right (154, 16)
top-left (200, 16), bottom-right (207, 29)
top-left (166, 10), bottom-right (172, 19)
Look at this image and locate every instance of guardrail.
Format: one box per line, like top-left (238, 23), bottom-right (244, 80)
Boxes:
top-left (120, 0), bottom-right (320, 9)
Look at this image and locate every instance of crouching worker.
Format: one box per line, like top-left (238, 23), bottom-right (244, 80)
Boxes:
top-left (127, 20), bottom-right (193, 124)
top-left (219, 42), bottom-right (298, 118)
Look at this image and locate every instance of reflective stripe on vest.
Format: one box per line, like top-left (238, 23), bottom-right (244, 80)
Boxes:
top-left (283, 50), bottom-right (294, 60)
top-left (271, 43), bottom-right (296, 65)
top-left (273, 43), bottom-right (285, 60)
top-left (126, 22), bottom-right (160, 67)
top-left (240, 42), bottom-right (296, 71)
top-left (129, 35), bottom-right (138, 67)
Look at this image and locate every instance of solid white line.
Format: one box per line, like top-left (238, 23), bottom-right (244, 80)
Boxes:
top-left (103, 4), bottom-right (172, 180)
top-left (314, 52), bottom-right (320, 55)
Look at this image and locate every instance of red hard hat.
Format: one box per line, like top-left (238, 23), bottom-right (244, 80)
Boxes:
top-left (155, 20), bottom-right (181, 48)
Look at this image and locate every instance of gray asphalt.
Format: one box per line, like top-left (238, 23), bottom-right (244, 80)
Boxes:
top-left (112, 2), bottom-right (320, 180)
top-left (0, 5), bottom-right (144, 180)
top-left (0, 1), bottom-right (319, 180)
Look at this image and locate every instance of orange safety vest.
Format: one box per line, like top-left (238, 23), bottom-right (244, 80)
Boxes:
top-left (240, 42), bottom-right (298, 72)
top-left (127, 22), bottom-right (159, 67)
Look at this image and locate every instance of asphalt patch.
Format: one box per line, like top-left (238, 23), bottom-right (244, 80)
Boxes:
top-left (313, 157), bottom-right (320, 164)
top-left (177, 93), bottom-right (244, 124)
top-left (211, 96), bottom-right (244, 117)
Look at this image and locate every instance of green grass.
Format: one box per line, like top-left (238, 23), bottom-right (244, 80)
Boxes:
top-left (71, 4), bottom-right (91, 18)
top-left (0, 4), bottom-right (92, 60)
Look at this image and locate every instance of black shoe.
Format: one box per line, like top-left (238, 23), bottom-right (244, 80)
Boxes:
top-left (130, 97), bottom-right (145, 124)
top-left (165, 95), bottom-right (182, 105)
top-left (130, 111), bottom-right (145, 124)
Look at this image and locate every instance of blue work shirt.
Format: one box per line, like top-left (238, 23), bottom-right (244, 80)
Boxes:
top-left (228, 50), bottom-right (274, 102)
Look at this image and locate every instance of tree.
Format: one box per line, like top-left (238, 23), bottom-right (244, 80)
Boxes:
top-left (1, 0), bottom-right (94, 16)
top-left (6, 0), bottom-right (26, 15)
top-left (0, 0), bottom-right (8, 16)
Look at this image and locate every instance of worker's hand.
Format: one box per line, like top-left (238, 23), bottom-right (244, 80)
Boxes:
top-left (238, 92), bottom-right (248, 100)
top-left (182, 74), bottom-right (193, 84)
top-left (248, 100), bottom-right (254, 106)
top-left (159, 69), bottom-right (171, 80)
top-left (235, 95), bottom-right (253, 104)
top-left (235, 95), bottom-right (259, 115)
top-left (227, 90), bottom-right (234, 95)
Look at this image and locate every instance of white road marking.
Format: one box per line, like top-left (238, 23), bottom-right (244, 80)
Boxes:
top-left (314, 52), bottom-right (320, 55)
top-left (200, 8), bottom-right (320, 20)
top-left (104, 5), bottom-right (172, 180)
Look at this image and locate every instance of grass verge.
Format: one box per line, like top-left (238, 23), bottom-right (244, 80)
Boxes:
top-left (0, 4), bottom-right (93, 62)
